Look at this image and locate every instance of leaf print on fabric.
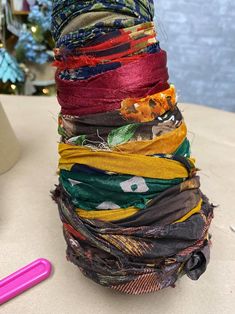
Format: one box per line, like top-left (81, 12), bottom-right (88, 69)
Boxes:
top-left (67, 135), bottom-right (86, 145)
top-left (107, 123), bottom-right (140, 147)
top-left (58, 124), bottom-right (68, 137)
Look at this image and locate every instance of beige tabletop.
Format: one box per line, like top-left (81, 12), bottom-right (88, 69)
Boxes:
top-left (0, 95), bottom-right (235, 314)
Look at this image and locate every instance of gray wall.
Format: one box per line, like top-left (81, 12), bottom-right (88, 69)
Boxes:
top-left (154, 0), bottom-right (235, 112)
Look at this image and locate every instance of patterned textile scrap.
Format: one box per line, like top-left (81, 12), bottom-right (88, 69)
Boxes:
top-left (58, 106), bottom-right (182, 144)
top-left (120, 85), bottom-right (176, 122)
top-left (54, 22), bottom-right (157, 59)
top-left (56, 50), bottom-right (170, 116)
top-left (52, 0), bottom-right (214, 294)
top-left (58, 42), bottom-right (160, 80)
top-left (52, 0), bottom-right (155, 45)
top-left (52, 185), bottom-right (214, 294)
top-left (59, 112), bottom-right (188, 155)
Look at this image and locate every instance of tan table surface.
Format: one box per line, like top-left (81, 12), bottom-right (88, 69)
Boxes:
top-left (0, 95), bottom-right (235, 314)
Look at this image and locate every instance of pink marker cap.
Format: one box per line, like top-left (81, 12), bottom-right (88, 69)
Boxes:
top-left (0, 258), bottom-right (52, 305)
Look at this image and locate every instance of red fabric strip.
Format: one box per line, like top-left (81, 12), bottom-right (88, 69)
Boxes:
top-left (55, 29), bottom-right (156, 56)
top-left (54, 53), bottom-right (144, 70)
top-left (54, 36), bottom-right (156, 69)
top-left (63, 223), bottom-right (86, 241)
top-left (56, 50), bottom-right (170, 116)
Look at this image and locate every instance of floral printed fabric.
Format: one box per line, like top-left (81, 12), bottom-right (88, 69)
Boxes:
top-left (58, 106), bottom-right (183, 142)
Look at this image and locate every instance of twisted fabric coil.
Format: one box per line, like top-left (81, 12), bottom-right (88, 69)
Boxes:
top-left (52, 0), bottom-right (214, 295)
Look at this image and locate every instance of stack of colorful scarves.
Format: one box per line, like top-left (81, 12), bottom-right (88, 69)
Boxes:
top-left (52, 0), bottom-right (214, 295)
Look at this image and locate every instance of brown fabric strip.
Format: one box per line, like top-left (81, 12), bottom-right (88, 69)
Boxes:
top-left (115, 177), bottom-right (201, 227)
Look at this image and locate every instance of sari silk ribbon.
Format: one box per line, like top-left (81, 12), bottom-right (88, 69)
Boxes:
top-left (59, 106), bottom-right (182, 141)
top-left (60, 120), bottom-right (187, 156)
top-left (59, 168), bottom-right (184, 210)
top-left (59, 143), bottom-right (196, 179)
top-left (53, 185), bottom-right (213, 294)
top-left (56, 51), bottom-right (170, 116)
top-left (52, 0), bottom-right (155, 43)
top-left (52, 0), bottom-right (214, 296)
top-left (76, 197), bottom-right (202, 222)
top-left (120, 84), bottom-right (176, 122)
top-left (111, 121), bottom-right (187, 155)
top-left (69, 176), bottom-right (203, 222)
top-left (54, 22), bottom-right (156, 62)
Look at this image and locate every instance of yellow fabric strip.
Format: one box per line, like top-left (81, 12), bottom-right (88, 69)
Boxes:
top-left (114, 122), bottom-right (187, 155)
top-left (77, 198), bottom-right (203, 223)
top-left (59, 143), bottom-right (195, 179)
top-left (174, 198), bottom-right (203, 223)
top-left (76, 207), bottom-right (139, 221)
top-left (120, 85), bottom-right (176, 122)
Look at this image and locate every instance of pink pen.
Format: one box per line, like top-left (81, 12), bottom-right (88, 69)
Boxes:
top-left (0, 258), bottom-right (52, 305)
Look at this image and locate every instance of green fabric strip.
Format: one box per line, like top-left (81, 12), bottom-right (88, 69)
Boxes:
top-left (60, 169), bottom-right (184, 210)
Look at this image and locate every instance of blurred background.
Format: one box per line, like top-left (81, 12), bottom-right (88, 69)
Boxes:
top-left (0, 0), bottom-right (55, 96)
top-left (155, 0), bottom-right (235, 112)
top-left (0, 0), bottom-right (234, 112)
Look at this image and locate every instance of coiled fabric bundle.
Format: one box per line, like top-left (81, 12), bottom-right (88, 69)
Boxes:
top-left (52, 0), bottom-right (214, 294)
